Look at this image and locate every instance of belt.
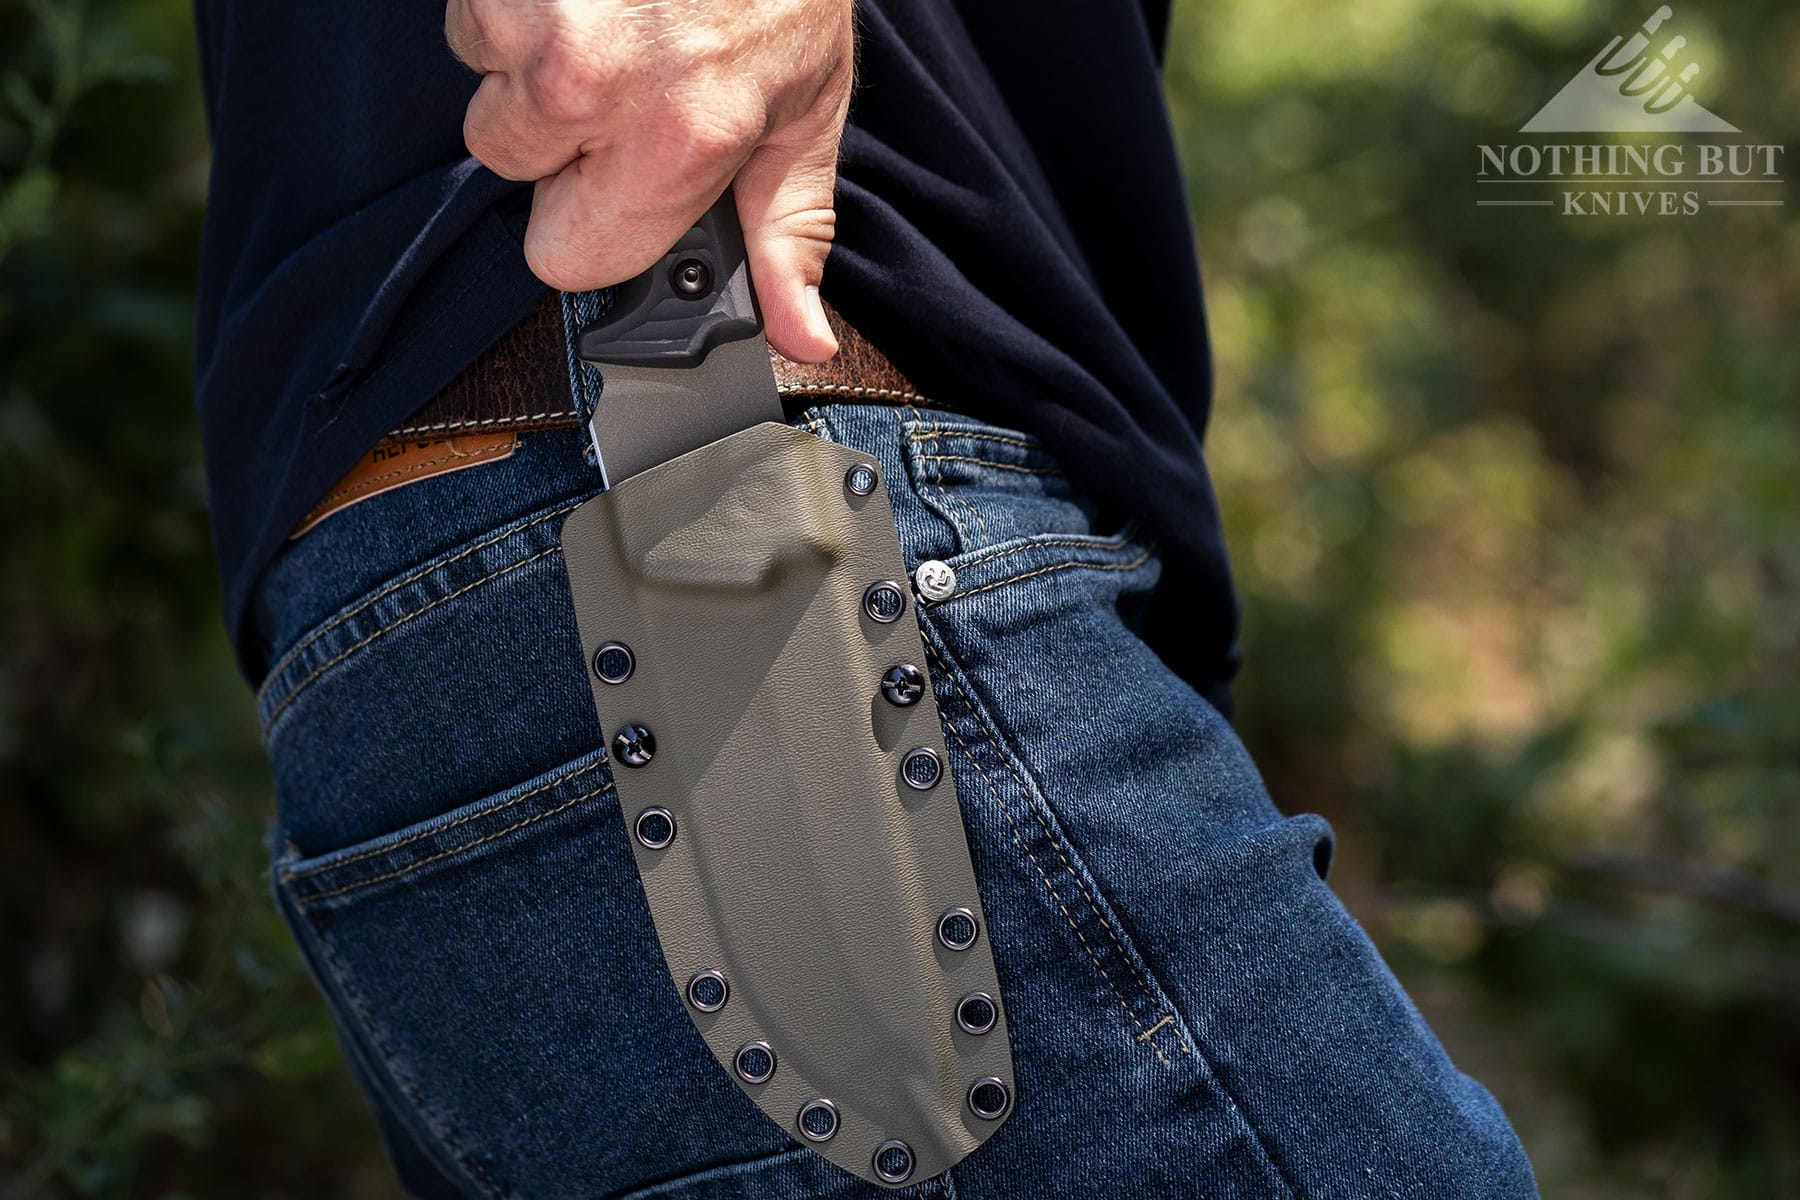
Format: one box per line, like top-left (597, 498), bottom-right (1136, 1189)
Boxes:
top-left (296, 293), bottom-right (928, 536)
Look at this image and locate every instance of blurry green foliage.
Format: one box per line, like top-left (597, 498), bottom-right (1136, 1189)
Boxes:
top-left (0, 0), bottom-right (1796, 1196)
top-left (1168, 0), bottom-right (1800, 1195)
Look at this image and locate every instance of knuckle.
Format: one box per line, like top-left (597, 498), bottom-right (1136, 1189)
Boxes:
top-left (526, 43), bottom-right (606, 126)
top-left (661, 105), bottom-right (761, 179)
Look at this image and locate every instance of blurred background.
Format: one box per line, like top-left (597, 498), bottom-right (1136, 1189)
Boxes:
top-left (1, 0), bottom-right (1794, 1195)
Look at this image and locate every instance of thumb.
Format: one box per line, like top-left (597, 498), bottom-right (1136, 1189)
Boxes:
top-left (733, 80), bottom-right (851, 364)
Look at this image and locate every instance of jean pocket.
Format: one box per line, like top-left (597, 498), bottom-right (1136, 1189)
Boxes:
top-left (897, 413), bottom-right (1147, 564)
top-left (895, 413), bottom-right (1155, 608)
top-left (271, 747), bottom-right (876, 1200)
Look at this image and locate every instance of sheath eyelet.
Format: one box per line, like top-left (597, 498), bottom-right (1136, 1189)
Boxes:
top-left (845, 462), bottom-right (880, 497)
top-left (872, 1138), bottom-right (915, 1184)
top-left (633, 807), bottom-right (676, 850)
top-left (796, 1098), bottom-right (840, 1143)
top-left (936, 906), bottom-right (979, 951)
top-left (956, 991), bottom-right (998, 1035)
top-left (900, 746), bottom-right (943, 790)
top-left (734, 1040), bottom-right (777, 1084)
top-left (592, 641), bottom-right (635, 684)
top-left (967, 1077), bottom-right (1012, 1121)
top-left (685, 969), bottom-right (728, 1012)
top-left (863, 580), bottom-right (907, 624)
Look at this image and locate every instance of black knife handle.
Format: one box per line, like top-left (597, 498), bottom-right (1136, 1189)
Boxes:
top-left (576, 195), bottom-right (762, 368)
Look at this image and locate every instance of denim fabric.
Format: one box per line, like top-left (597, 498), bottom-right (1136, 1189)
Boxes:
top-left (250, 404), bottom-right (1538, 1199)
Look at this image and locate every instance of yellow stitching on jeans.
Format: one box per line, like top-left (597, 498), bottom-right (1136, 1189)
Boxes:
top-left (293, 781), bottom-right (612, 905)
top-left (913, 454), bottom-right (1064, 476)
top-left (953, 546), bottom-right (1156, 602)
top-left (955, 525), bottom-right (1143, 572)
top-left (907, 417), bottom-right (991, 546)
top-left (282, 756), bottom-right (609, 881)
top-left (263, 545), bottom-right (565, 736)
top-left (928, 676), bottom-right (1166, 1057)
top-left (905, 429), bottom-right (1041, 451)
top-left (925, 641), bottom-right (1171, 1067)
top-left (924, 634), bottom-right (1175, 1045)
top-left (257, 500), bottom-right (585, 708)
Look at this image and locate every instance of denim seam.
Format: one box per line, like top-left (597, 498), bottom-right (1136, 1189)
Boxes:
top-left (282, 755), bottom-right (610, 882)
top-left (903, 407), bottom-right (990, 547)
top-left (921, 635), bottom-right (1182, 1068)
top-left (256, 499), bottom-right (584, 708)
top-left (912, 454), bottom-right (1065, 477)
top-left (300, 902), bottom-right (513, 1199)
top-left (954, 525), bottom-right (1142, 572)
top-left (293, 780), bottom-right (613, 906)
top-left (953, 546), bottom-right (1157, 602)
top-left (903, 428), bottom-right (1041, 452)
top-left (263, 544), bottom-right (566, 737)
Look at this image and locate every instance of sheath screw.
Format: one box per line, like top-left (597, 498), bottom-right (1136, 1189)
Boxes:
top-left (845, 461), bottom-right (880, 497)
top-left (863, 580), bottom-right (907, 624)
top-left (880, 663), bottom-right (926, 707)
top-left (613, 722), bottom-right (656, 768)
top-left (872, 1139), bottom-right (916, 1184)
top-left (915, 559), bottom-right (957, 602)
top-left (592, 641), bottom-right (635, 684)
top-left (633, 806), bottom-right (676, 850)
top-left (967, 1077), bottom-right (1012, 1121)
top-left (671, 257), bottom-right (711, 297)
top-left (901, 747), bottom-right (943, 790)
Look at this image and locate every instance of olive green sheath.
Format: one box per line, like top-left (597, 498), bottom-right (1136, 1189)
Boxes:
top-left (559, 420), bottom-right (1015, 1187)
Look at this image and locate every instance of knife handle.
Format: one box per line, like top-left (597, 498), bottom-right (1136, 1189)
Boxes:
top-left (576, 194), bottom-right (763, 368)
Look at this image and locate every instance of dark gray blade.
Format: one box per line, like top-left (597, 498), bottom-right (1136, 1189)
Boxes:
top-left (587, 334), bottom-right (784, 488)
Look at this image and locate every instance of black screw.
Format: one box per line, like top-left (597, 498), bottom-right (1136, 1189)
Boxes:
top-left (880, 663), bottom-right (926, 707)
top-left (671, 257), bottom-right (711, 297)
top-left (613, 722), bottom-right (656, 768)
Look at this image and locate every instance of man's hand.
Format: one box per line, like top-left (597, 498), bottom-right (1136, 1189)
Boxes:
top-left (446, 0), bottom-right (854, 363)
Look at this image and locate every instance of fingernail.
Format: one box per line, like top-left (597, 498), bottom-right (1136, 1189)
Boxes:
top-left (805, 285), bottom-right (838, 356)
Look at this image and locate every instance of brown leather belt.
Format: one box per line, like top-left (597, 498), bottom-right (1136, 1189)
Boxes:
top-left (296, 293), bottom-right (926, 536)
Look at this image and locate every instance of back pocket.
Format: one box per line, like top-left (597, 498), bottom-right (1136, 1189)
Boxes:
top-left (272, 747), bottom-right (883, 1199)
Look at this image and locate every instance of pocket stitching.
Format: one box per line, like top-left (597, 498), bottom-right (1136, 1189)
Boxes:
top-left (282, 756), bottom-right (611, 882)
top-left (921, 634), bottom-right (1190, 1069)
top-left (290, 779), bottom-right (613, 906)
top-left (955, 524), bottom-right (1142, 572)
top-left (912, 453), bottom-right (1066, 477)
top-left (256, 499), bottom-right (584, 708)
top-left (263, 543), bottom-right (565, 738)
top-left (952, 543), bottom-right (1156, 603)
top-left (904, 407), bottom-right (991, 548)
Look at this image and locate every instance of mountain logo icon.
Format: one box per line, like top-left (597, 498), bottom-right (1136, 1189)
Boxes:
top-left (1521, 6), bottom-right (1739, 133)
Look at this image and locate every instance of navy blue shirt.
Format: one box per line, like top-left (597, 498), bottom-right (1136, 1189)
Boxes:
top-left (194, 0), bottom-right (1238, 707)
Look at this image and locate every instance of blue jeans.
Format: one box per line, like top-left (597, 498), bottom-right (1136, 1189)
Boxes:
top-left (250, 402), bottom-right (1538, 1199)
